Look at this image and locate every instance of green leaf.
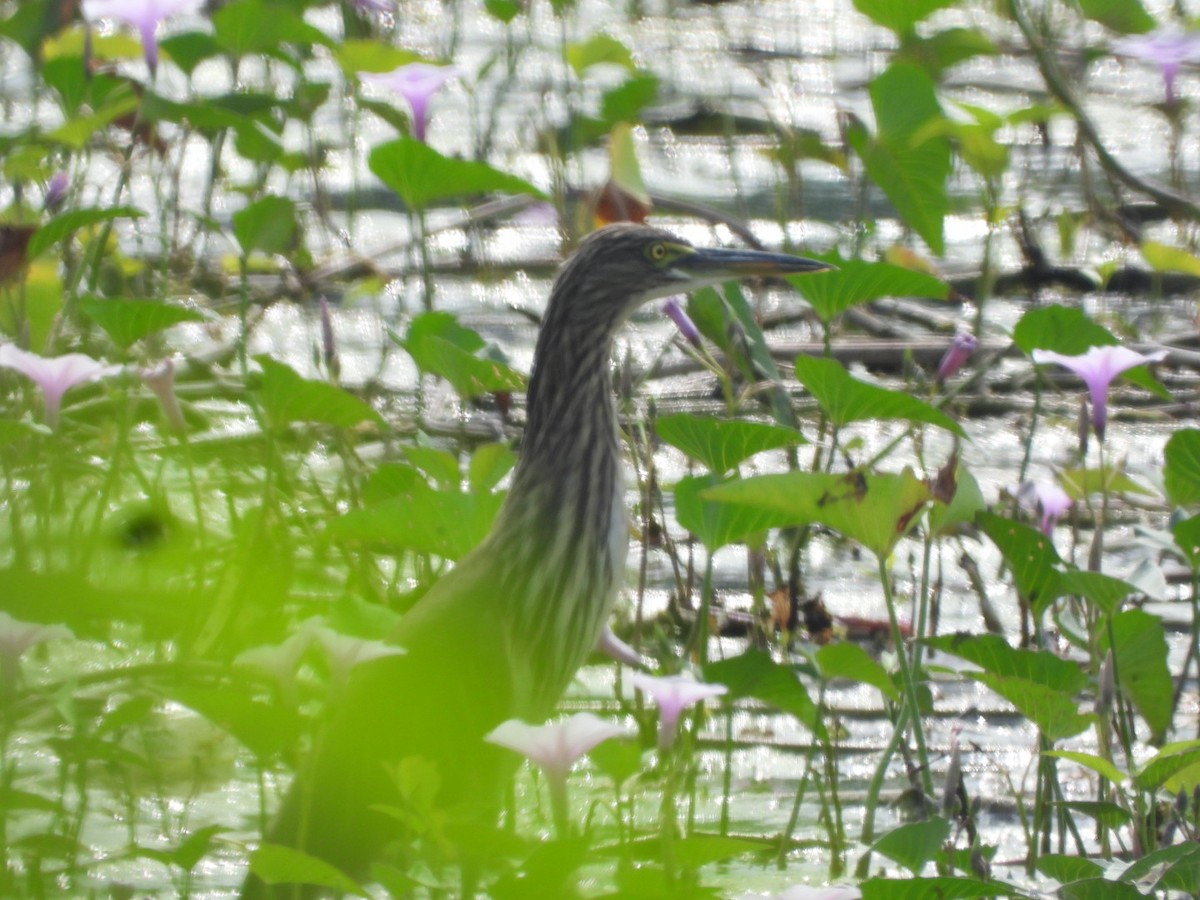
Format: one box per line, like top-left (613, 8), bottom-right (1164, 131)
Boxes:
top-left (1078, 0), bottom-right (1155, 34)
top-left (79, 297), bottom-right (206, 351)
top-left (1124, 842), bottom-right (1200, 893)
top-left (656, 413), bottom-right (803, 475)
top-left (927, 462), bottom-right (985, 536)
top-left (327, 484), bottom-right (504, 561)
top-left (788, 251), bottom-right (948, 324)
top-left (565, 34), bottom-right (636, 74)
top-left (705, 468), bottom-right (933, 560)
top-left (1174, 513), bottom-right (1200, 569)
top-left (1012, 305), bottom-right (1115, 356)
top-left (704, 650), bottom-right (823, 735)
top-left (872, 818), bottom-right (951, 874)
top-left (600, 74), bottom-right (659, 125)
top-left (973, 673), bottom-right (1092, 741)
top-left (1105, 608), bottom-right (1172, 741)
top-left (1056, 801), bottom-right (1132, 829)
top-left (404, 446), bottom-right (460, 489)
top-left (793, 354), bottom-right (964, 436)
top-left (977, 512), bottom-right (1062, 615)
top-left (1056, 570), bottom-right (1137, 616)
top-left (1059, 467), bottom-right (1153, 499)
top-left (1036, 853), bottom-right (1105, 884)
top-left (1141, 240), bottom-right (1200, 276)
top-left (334, 40), bottom-right (420, 76)
top-left (233, 195), bottom-right (298, 256)
top-left (401, 312), bottom-right (526, 399)
top-left (849, 63), bottom-right (950, 255)
top-left (1042, 750), bottom-right (1126, 785)
top-left (248, 844), bottom-right (369, 897)
top-left (814, 642), bottom-right (899, 701)
top-left (158, 31), bottom-right (221, 76)
top-left (468, 443), bottom-right (517, 493)
top-left (925, 634), bottom-right (1086, 693)
top-left (27, 206), bottom-right (144, 258)
top-left (1165, 429), bottom-right (1200, 507)
top-left (211, 0), bottom-right (332, 59)
top-left (255, 356), bottom-right (382, 430)
top-left (1137, 740), bottom-right (1200, 792)
top-left (860, 876), bottom-right (1027, 900)
top-left (165, 686), bottom-right (302, 760)
top-left (674, 474), bottom-right (775, 551)
top-left (852, 0), bottom-right (957, 33)
top-left (369, 137), bottom-right (545, 212)
top-left (167, 824), bottom-right (226, 872)
top-left (1058, 879), bottom-right (1145, 900)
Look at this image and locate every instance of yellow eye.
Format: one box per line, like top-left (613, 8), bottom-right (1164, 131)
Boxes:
top-left (648, 242), bottom-right (668, 262)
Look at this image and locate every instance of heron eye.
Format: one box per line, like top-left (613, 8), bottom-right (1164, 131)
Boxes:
top-left (648, 242), bottom-right (668, 262)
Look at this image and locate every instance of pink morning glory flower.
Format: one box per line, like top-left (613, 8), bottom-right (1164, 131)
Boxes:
top-left (301, 619), bottom-right (406, 688)
top-left (630, 672), bottom-right (728, 750)
top-left (0, 612), bottom-right (72, 689)
top-left (596, 624), bottom-right (643, 668)
top-left (935, 331), bottom-right (978, 383)
top-left (664, 297), bottom-right (702, 348)
top-left (1112, 28), bottom-right (1200, 106)
top-left (0, 344), bottom-right (121, 428)
top-left (81, 0), bottom-right (205, 74)
top-left (1016, 480), bottom-right (1073, 535)
top-left (358, 63), bottom-right (459, 143)
top-left (44, 173), bottom-right (69, 213)
top-left (1030, 345), bottom-right (1168, 442)
top-left (141, 358), bottom-right (186, 432)
top-left (485, 712), bottom-right (629, 782)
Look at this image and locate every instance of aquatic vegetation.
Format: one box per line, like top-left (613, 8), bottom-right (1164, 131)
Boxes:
top-left (0, 0), bottom-right (1197, 897)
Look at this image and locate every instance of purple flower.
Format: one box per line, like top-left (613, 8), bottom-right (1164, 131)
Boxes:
top-left (935, 331), bottom-right (977, 383)
top-left (301, 619), bottom-right (406, 689)
top-left (358, 63), bottom-right (458, 143)
top-left (0, 344), bottom-right (121, 428)
top-left (485, 712), bottom-right (629, 782)
top-left (1016, 479), bottom-right (1073, 535)
top-left (81, 0), bottom-right (205, 74)
top-left (595, 624), bottom-right (643, 668)
top-left (1031, 345), bottom-right (1168, 441)
top-left (0, 612), bottom-right (72, 689)
top-left (1112, 28), bottom-right (1200, 105)
top-left (141, 358), bottom-right (186, 432)
top-left (44, 173), bottom-right (69, 213)
top-left (630, 672), bottom-right (728, 750)
top-left (663, 297), bottom-right (702, 348)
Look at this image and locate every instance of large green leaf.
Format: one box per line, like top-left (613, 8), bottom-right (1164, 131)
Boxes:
top-left (849, 63), bottom-right (950, 255)
top-left (674, 474), bottom-right (776, 551)
top-left (705, 468), bottom-right (933, 560)
top-left (656, 412), bottom-right (803, 475)
top-left (872, 818), bottom-right (950, 874)
top-left (233, 195), bottom-right (297, 256)
top-left (1056, 570), bottom-right (1137, 616)
top-left (400, 312), bottom-right (526, 399)
top-left (211, 0), bottom-right (332, 59)
top-left (28, 206), bottom-right (144, 258)
top-left (1104, 608), bottom-right (1172, 742)
top-left (1012, 305), bottom-right (1115, 356)
top-left (974, 673), bottom-right (1092, 742)
top-left (1122, 842), bottom-right (1200, 894)
top-left (977, 512), bottom-right (1062, 614)
top-left (1174, 513), bottom-right (1200, 569)
top-left (326, 483), bottom-right (504, 561)
top-left (79, 297), bottom-right (206, 351)
top-left (703, 650), bottom-right (823, 735)
top-left (927, 462), bottom-right (985, 536)
top-left (787, 251), bottom-right (948, 324)
top-left (369, 137), bottom-right (545, 211)
top-left (852, 0), bottom-right (958, 33)
top-left (1078, 0), bottom-right (1154, 34)
top-left (793, 354), bottom-right (964, 436)
top-left (815, 642), bottom-right (899, 701)
top-left (925, 634), bottom-right (1086, 694)
top-left (1165, 429), bottom-right (1200, 507)
top-left (1137, 740), bottom-right (1200, 792)
top-left (255, 356), bottom-right (382, 429)
top-left (860, 876), bottom-right (1027, 900)
top-left (248, 844), bottom-right (368, 898)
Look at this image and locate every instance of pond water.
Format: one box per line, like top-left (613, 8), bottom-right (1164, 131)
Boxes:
top-left (3, 0), bottom-right (1199, 896)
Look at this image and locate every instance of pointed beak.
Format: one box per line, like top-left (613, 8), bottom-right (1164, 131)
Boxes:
top-left (671, 245), bottom-right (834, 284)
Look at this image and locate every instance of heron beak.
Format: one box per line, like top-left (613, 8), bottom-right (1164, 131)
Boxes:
top-left (672, 245), bottom-right (834, 284)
